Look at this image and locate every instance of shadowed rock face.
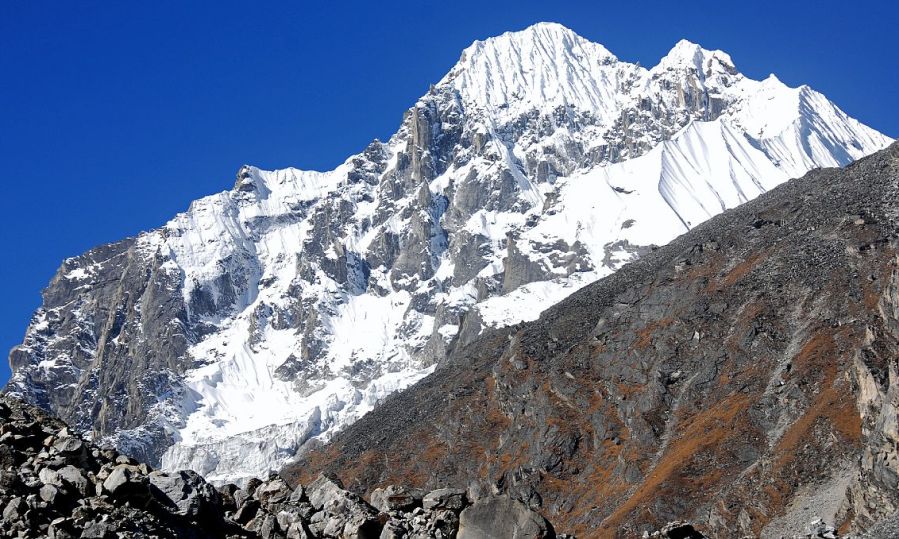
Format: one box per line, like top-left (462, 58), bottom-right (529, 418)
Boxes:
top-left (286, 143), bottom-right (899, 537)
top-left (5, 236), bottom-right (190, 466)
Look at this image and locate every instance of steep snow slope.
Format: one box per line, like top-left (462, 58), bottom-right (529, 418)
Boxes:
top-left (6, 22), bottom-right (892, 484)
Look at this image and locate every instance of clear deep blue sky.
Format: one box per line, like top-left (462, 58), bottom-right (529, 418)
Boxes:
top-left (1, 1), bottom-right (897, 385)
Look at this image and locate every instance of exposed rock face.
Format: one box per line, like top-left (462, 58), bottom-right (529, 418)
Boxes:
top-left (287, 144), bottom-right (899, 537)
top-left (5, 22), bottom-right (892, 483)
top-left (0, 394), bottom-right (555, 538)
top-left (457, 496), bottom-right (554, 538)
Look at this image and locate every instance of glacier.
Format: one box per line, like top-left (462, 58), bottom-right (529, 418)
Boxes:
top-left (6, 22), bottom-right (892, 484)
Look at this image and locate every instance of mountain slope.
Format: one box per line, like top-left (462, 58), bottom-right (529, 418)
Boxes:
top-left (288, 143), bottom-right (899, 537)
top-left (6, 22), bottom-right (892, 484)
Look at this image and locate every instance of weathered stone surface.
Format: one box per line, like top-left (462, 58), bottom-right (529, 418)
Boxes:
top-left (216, 482), bottom-right (239, 512)
top-left (148, 469), bottom-right (222, 522)
top-left (422, 488), bottom-right (467, 511)
top-left (102, 464), bottom-right (149, 500)
top-left (458, 496), bottom-right (554, 538)
top-left (52, 435), bottom-right (84, 457)
top-left (370, 484), bottom-right (425, 512)
top-left (39, 483), bottom-right (59, 504)
top-left (58, 465), bottom-right (90, 496)
top-left (2, 497), bottom-right (25, 523)
top-left (305, 474), bottom-right (381, 538)
top-left (255, 477), bottom-right (293, 507)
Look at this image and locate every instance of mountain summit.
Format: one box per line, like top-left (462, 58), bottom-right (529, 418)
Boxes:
top-left (441, 22), bottom-right (619, 117)
top-left (6, 23), bottom-right (892, 484)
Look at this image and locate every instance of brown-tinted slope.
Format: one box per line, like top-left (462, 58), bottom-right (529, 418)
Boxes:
top-left (285, 143), bottom-right (899, 537)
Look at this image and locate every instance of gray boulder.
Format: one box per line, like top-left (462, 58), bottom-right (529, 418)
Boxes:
top-left (306, 474), bottom-right (381, 538)
top-left (102, 464), bottom-right (149, 501)
top-left (458, 496), bottom-right (554, 539)
top-left (255, 477), bottom-right (293, 508)
top-left (422, 488), bottom-right (468, 511)
top-left (39, 483), bottom-right (59, 504)
top-left (285, 521), bottom-right (313, 539)
top-left (2, 497), bottom-right (25, 523)
top-left (52, 435), bottom-right (84, 457)
top-left (370, 484), bottom-right (425, 512)
top-left (38, 467), bottom-right (62, 487)
top-left (148, 469), bottom-right (223, 523)
top-left (232, 498), bottom-right (260, 525)
top-left (57, 465), bottom-right (91, 497)
top-left (247, 512), bottom-right (283, 538)
top-left (216, 482), bottom-right (239, 512)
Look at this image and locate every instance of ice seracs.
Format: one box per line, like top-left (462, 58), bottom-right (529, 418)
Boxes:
top-left (6, 22), bottom-right (892, 484)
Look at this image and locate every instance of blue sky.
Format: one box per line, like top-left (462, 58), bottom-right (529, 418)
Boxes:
top-left (1, 0), bottom-right (896, 385)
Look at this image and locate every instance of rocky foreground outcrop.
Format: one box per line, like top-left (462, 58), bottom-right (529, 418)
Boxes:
top-left (287, 143), bottom-right (899, 538)
top-left (0, 394), bottom-right (581, 538)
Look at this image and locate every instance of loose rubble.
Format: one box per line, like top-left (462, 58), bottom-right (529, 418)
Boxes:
top-left (0, 395), bottom-right (563, 538)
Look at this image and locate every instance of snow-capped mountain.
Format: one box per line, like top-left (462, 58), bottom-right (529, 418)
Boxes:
top-left (6, 22), bottom-right (891, 484)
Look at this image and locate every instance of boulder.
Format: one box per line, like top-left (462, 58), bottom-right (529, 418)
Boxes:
top-left (247, 512), bottom-right (283, 538)
top-left (52, 435), bottom-right (84, 458)
top-left (81, 517), bottom-right (115, 538)
top-left (57, 465), bottom-right (91, 497)
top-left (430, 509), bottom-right (461, 537)
top-left (370, 484), bottom-right (426, 512)
top-left (232, 498), bottom-right (260, 525)
top-left (306, 474), bottom-right (381, 538)
top-left (39, 483), bottom-right (59, 504)
top-left (422, 488), bottom-right (468, 511)
top-left (2, 497), bottom-right (26, 523)
top-left (286, 521), bottom-right (313, 539)
top-left (288, 484), bottom-right (305, 504)
top-left (217, 482), bottom-right (239, 512)
top-left (245, 477), bottom-right (263, 496)
top-left (379, 519), bottom-right (409, 539)
top-left (255, 477), bottom-right (293, 507)
top-left (805, 519), bottom-right (836, 539)
top-left (102, 464), bottom-right (149, 502)
top-left (458, 496), bottom-right (554, 539)
top-left (38, 467), bottom-right (62, 487)
top-left (48, 516), bottom-right (77, 539)
top-left (307, 474), bottom-right (371, 514)
top-left (147, 469), bottom-right (223, 523)
top-left (0, 444), bottom-right (15, 469)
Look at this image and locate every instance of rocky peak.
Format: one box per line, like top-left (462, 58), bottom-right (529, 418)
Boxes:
top-left (654, 39), bottom-right (737, 79)
top-left (439, 22), bottom-right (621, 119)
